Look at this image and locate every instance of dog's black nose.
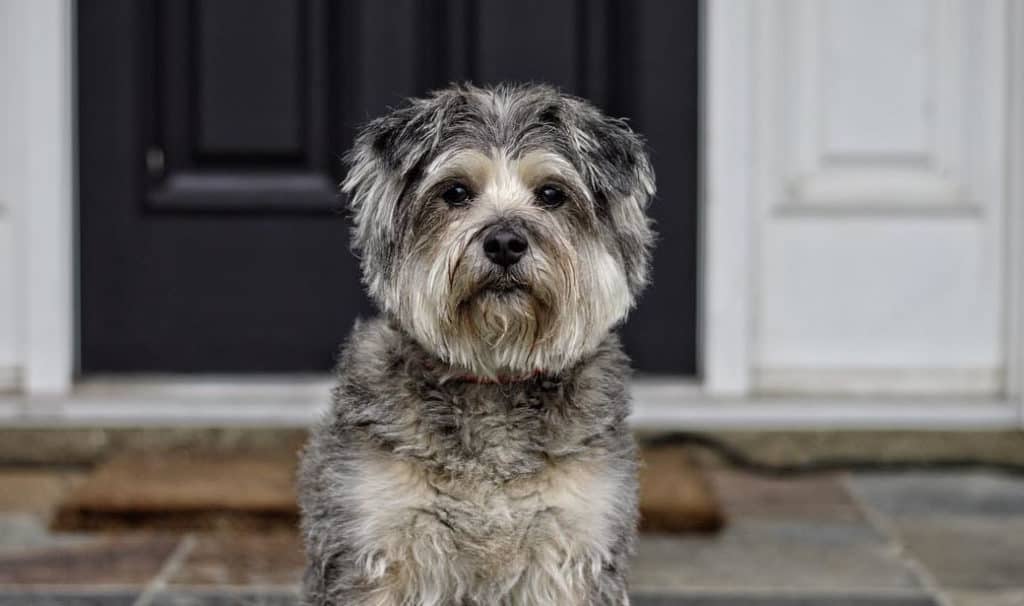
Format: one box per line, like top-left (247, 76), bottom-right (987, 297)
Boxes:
top-left (483, 227), bottom-right (528, 267)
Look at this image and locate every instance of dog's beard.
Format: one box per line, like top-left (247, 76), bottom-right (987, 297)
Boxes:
top-left (449, 268), bottom-right (556, 376)
top-left (389, 223), bottom-right (633, 379)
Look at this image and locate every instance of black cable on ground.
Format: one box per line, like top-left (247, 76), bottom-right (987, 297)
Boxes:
top-left (641, 431), bottom-right (1024, 477)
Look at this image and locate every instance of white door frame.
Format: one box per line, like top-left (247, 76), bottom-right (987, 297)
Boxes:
top-left (700, 0), bottom-right (754, 397)
top-left (10, 0), bottom-right (1024, 428)
top-left (9, 0), bottom-right (75, 396)
top-left (1008, 0), bottom-right (1024, 423)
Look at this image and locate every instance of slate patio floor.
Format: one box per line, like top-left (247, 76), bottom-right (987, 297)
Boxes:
top-left (0, 465), bottom-right (1022, 606)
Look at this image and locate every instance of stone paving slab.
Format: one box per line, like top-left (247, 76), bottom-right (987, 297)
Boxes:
top-left (630, 521), bottom-right (922, 593)
top-left (147, 590), bottom-right (298, 606)
top-left (0, 513), bottom-right (92, 552)
top-left (0, 590), bottom-right (139, 605)
top-left (145, 592), bottom-right (944, 606)
top-left (948, 590), bottom-right (1024, 606)
top-left (0, 590), bottom-right (943, 606)
top-left (0, 534), bottom-right (181, 586)
top-left (709, 469), bottom-right (865, 521)
top-left (887, 517), bottom-right (1024, 591)
top-left (633, 595), bottom-right (939, 606)
top-left (166, 532), bottom-right (304, 587)
top-left (11, 467), bottom-right (1024, 605)
top-left (847, 472), bottom-right (1024, 517)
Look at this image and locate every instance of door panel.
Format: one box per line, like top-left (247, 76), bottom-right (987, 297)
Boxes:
top-left (79, 0), bottom-right (698, 374)
top-left (147, 0), bottom-right (335, 212)
top-left (194, 0), bottom-right (304, 155)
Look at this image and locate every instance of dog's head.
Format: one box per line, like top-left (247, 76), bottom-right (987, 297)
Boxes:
top-left (344, 83), bottom-right (655, 378)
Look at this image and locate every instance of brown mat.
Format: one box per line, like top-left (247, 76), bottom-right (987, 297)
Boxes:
top-left (51, 451), bottom-right (300, 531)
top-left (53, 446), bottom-right (723, 533)
top-left (638, 445), bottom-right (725, 533)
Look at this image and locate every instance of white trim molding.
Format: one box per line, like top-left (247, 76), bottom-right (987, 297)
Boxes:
top-left (701, 0), bottom-right (754, 397)
top-left (15, 0), bottom-right (75, 395)
top-left (0, 377), bottom-right (1018, 430)
top-left (754, 367), bottom-right (1003, 397)
top-left (1008, 0), bottom-right (1024, 424)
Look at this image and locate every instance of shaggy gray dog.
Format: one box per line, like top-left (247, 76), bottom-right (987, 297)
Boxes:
top-left (299, 82), bottom-right (656, 606)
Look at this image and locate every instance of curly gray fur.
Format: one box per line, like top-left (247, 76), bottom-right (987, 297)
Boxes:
top-left (300, 317), bottom-right (638, 605)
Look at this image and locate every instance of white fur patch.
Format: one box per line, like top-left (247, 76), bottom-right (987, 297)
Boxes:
top-left (328, 453), bottom-right (626, 605)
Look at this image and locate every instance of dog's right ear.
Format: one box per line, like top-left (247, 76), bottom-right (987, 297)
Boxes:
top-left (342, 90), bottom-right (464, 300)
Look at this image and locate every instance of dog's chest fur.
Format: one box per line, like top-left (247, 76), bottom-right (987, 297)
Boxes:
top-left (349, 438), bottom-right (620, 582)
top-left (300, 317), bottom-right (638, 605)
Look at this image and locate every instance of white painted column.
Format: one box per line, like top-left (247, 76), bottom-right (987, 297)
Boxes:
top-left (1008, 0), bottom-right (1024, 424)
top-left (702, 0), bottom-right (754, 397)
top-left (16, 0), bottom-right (75, 395)
top-left (0, 2), bottom-right (25, 390)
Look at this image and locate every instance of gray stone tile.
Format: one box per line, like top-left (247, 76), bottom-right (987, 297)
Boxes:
top-left (0, 514), bottom-right (59, 549)
top-left (632, 595), bottom-right (938, 606)
top-left (629, 520), bottom-right (922, 593)
top-left (890, 518), bottom-right (1024, 590)
top-left (848, 472), bottom-right (1024, 517)
top-left (0, 589), bottom-right (942, 606)
top-left (949, 590), bottom-right (1024, 606)
top-left (0, 590), bottom-right (138, 605)
top-left (148, 591), bottom-right (298, 606)
top-left (167, 531), bottom-right (303, 587)
top-left (0, 534), bottom-right (180, 586)
top-left (0, 513), bottom-right (92, 553)
top-left (710, 469), bottom-right (864, 521)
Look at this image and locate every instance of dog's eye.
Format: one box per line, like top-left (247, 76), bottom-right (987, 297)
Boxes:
top-left (536, 185), bottom-right (567, 208)
top-left (441, 184), bottom-right (472, 207)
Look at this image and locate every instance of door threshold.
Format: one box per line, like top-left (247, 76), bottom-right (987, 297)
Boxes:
top-left (0, 375), bottom-right (1019, 429)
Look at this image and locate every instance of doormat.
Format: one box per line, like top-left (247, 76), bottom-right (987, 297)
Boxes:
top-left (51, 450), bottom-right (300, 531)
top-left (52, 446), bottom-right (723, 533)
top-left (638, 445), bottom-right (725, 533)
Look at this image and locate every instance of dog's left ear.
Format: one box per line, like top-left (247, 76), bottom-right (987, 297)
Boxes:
top-left (558, 97), bottom-right (657, 296)
top-left (342, 89), bottom-right (465, 301)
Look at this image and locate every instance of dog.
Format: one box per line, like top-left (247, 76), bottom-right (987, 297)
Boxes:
top-left (298, 82), bottom-right (656, 606)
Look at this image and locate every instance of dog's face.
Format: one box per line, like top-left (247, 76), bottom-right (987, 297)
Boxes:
top-left (344, 84), bottom-right (655, 377)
